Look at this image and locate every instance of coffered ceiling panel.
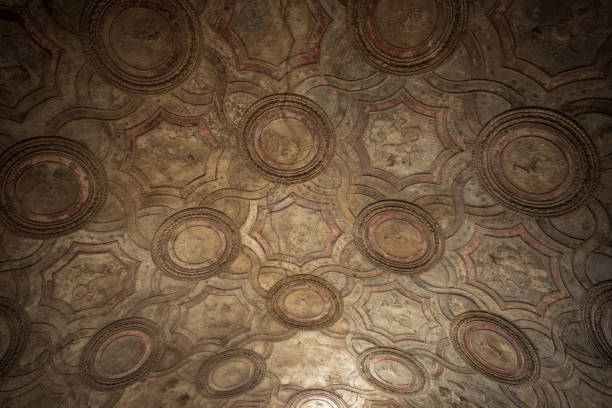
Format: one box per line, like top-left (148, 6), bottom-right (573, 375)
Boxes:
top-left (0, 0), bottom-right (611, 407)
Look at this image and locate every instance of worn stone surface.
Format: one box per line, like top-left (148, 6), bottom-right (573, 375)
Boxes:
top-left (0, 0), bottom-right (611, 406)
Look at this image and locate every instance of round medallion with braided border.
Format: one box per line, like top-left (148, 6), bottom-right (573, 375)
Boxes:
top-left (347, 0), bottom-right (468, 75)
top-left (151, 208), bottom-right (241, 280)
top-left (266, 274), bottom-right (343, 330)
top-left (474, 107), bottom-right (599, 217)
top-left (0, 297), bottom-right (29, 380)
top-left (582, 280), bottom-right (612, 364)
top-left (353, 200), bottom-right (443, 273)
top-left (238, 94), bottom-right (335, 184)
top-left (286, 389), bottom-right (348, 408)
top-left (0, 137), bottom-right (107, 238)
top-left (80, 0), bottom-right (201, 93)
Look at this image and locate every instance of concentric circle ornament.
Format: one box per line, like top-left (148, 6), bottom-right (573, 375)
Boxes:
top-left (80, 0), bottom-right (201, 93)
top-left (582, 280), bottom-right (612, 364)
top-left (347, 0), bottom-right (468, 75)
top-left (238, 94), bottom-right (336, 184)
top-left (450, 311), bottom-right (540, 386)
top-left (0, 297), bottom-right (29, 379)
top-left (266, 274), bottom-right (343, 330)
top-left (197, 349), bottom-right (266, 398)
top-left (358, 347), bottom-right (428, 394)
top-left (474, 108), bottom-right (599, 217)
top-left (0, 137), bottom-right (108, 238)
top-left (151, 208), bottom-right (241, 280)
top-left (353, 200), bottom-right (443, 273)
top-left (80, 318), bottom-right (163, 390)
top-left (286, 390), bottom-right (348, 408)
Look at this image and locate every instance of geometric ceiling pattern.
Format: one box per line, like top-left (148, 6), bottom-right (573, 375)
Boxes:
top-left (0, 0), bottom-right (611, 407)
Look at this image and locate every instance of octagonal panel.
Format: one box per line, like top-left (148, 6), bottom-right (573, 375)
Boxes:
top-left (355, 282), bottom-right (437, 342)
top-left (250, 196), bottom-right (342, 265)
top-left (458, 225), bottom-right (568, 315)
top-left (124, 110), bottom-right (219, 189)
top-left (215, 0), bottom-right (330, 79)
top-left (41, 242), bottom-right (138, 315)
top-left (362, 104), bottom-right (442, 179)
top-left (177, 288), bottom-right (253, 342)
top-left (349, 93), bottom-right (459, 189)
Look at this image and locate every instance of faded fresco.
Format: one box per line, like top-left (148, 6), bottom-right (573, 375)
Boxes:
top-left (0, 0), bottom-right (611, 407)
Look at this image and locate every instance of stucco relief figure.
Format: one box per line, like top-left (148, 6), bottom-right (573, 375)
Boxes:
top-left (475, 244), bottom-right (536, 291)
top-left (67, 262), bottom-right (129, 310)
top-left (530, 0), bottom-right (611, 54)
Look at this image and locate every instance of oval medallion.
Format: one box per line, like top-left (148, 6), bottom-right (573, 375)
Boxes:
top-left (0, 297), bottom-right (28, 379)
top-left (347, 0), bottom-right (468, 74)
top-left (266, 274), bottom-right (343, 330)
top-left (582, 280), bottom-right (612, 364)
top-left (287, 390), bottom-right (348, 408)
top-left (197, 349), bottom-right (266, 398)
top-left (0, 137), bottom-right (107, 238)
top-left (358, 347), bottom-right (428, 394)
top-left (80, 0), bottom-right (201, 93)
top-left (450, 311), bottom-right (540, 386)
top-left (474, 108), bottom-right (599, 217)
top-left (239, 94), bottom-right (335, 184)
top-left (353, 200), bottom-right (443, 273)
top-left (151, 208), bottom-right (241, 280)
top-left (80, 318), bottom-right (163, 389)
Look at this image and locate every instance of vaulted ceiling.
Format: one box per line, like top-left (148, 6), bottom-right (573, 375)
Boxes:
top-left (0, 0), bottom-right (611, 407)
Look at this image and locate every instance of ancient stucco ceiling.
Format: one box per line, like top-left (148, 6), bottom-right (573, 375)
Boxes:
top-left (0, 0), bottom-right (611, 407)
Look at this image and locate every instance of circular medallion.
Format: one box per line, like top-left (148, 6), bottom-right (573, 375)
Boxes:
top-left (353, 200), bottom-right (443, 273)
top-left (0, 137), bottom-right (107, 238)
top-left (80, 318), bottom-right (163, 390)
top-left (80, 0), bottom-right (201, 93)
top-left (266, 275), bottom-right (343, 330)
top-left (287, 390), bottom-right (348, 408)
top-left (197, 349), bottom-right (266, 398)
top-left (152, 208), bottom-right (241, 280)
top-left (347, 0), bottom-right (468, 74)
top-left (582, 280), bottom-right (612, 364)
top-left (0, 297), bottom-right (29, 379)
top-left (238, 94), bottom-right (335, 184)
top-left (450, 312), bottom-right (539, 386)
top-left (358, 347), bottom-right (428, 394)
top-left (474, 108), bottom-right (599, 217)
